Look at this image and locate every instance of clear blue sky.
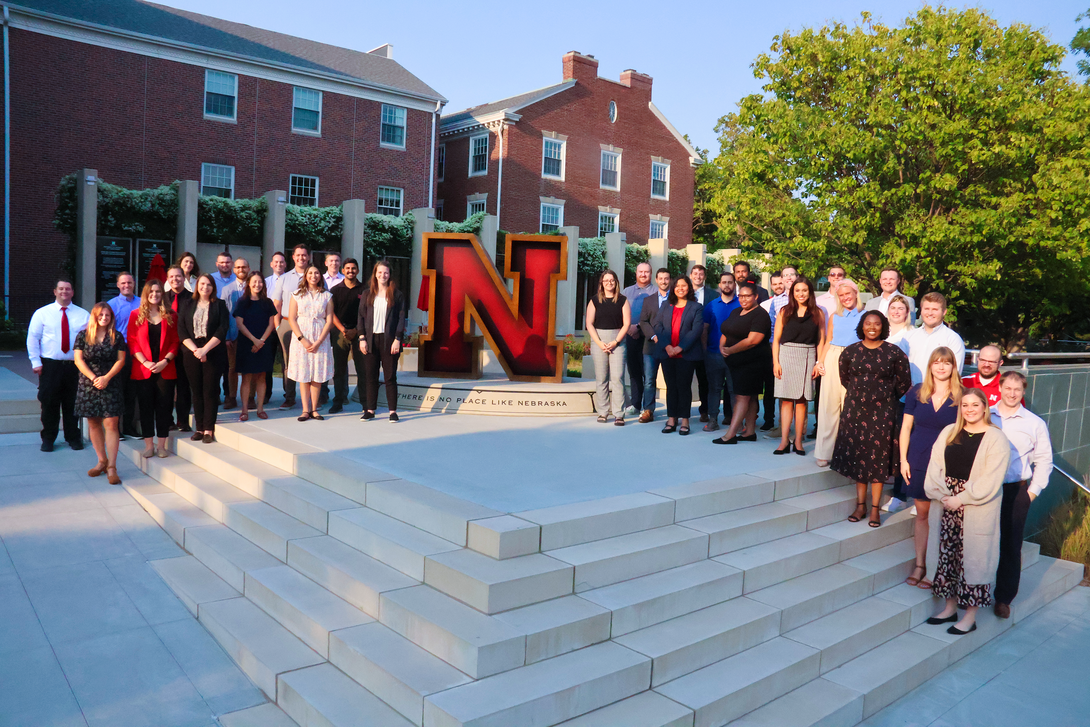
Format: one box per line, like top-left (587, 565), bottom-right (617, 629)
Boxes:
top-left (159, 0), bottom-right (1088, 152)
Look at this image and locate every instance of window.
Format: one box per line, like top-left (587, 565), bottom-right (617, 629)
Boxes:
top-left (204, 70), bottom-right (237, 120)
top-left (437, 144), bottom-right (446, 181)
top-left (542, 138), bottom-right (564, 179)
top-left (598, 211), bottom-right (618, 237)
top-left (381, 104), bottom-right (406, 147)
top-left (601, 150), bottom-right (620, 190)
top-left (292, 87), bottom-right (322, 133)
top-left (289, 175), bottom-right (318, 206)
top-left (540, 203), bottom-right (563, 232)
top-left (435, 200), bottom-right (444, 221)
top-left (469, 134), bottom-right (488, 176)
top-left (468, 199), bottom-right (486, 217)
top-left (201, 163), bottom-right (234, 198)
top-left (652, 162), bottom-right (669, 199)
top-left (376, 186), bottom-right (403, 216)
top-left (650, 219), bottom-right (667, 239)
top-left (608, 100), bottom-right (617, 124)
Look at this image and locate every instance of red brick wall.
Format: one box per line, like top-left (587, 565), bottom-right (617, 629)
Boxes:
top-left (436, 129), bottom-right (498, 222)
top-left (3, 29), bottom-right (435, 322)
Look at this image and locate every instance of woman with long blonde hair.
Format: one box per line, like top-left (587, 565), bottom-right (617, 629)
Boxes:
top-left (74, 303), bottom-right (127, 484)
top-left (586, 269), bottom-right (631, 424)
top-left (127, 279), bottom-right (179, 458)
top-left (814, 279), bottom-right (863, 466)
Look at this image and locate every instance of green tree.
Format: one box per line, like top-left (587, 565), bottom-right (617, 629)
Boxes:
top-left (705, 7), bottom-right (1090, 351)
top-left (1073, 8), bottom-right (1090, 78)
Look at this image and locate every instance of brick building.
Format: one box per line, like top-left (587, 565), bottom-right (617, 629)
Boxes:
top-left (436, 51), bottom-right (698, 249)
top-left (1, 0), bottom-right (445, 321)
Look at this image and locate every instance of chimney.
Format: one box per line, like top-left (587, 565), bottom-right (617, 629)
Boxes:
top-left (620, 69), bottom-right (653, 97)
top-left (563, 51), bottom-right (599, 84)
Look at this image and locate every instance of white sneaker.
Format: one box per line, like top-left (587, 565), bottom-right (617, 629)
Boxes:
top-left (624, 405), bottom-right (639, 417)
top-left (882, 496), bottom-right (906, 513)
top-left (909, 505), bottom-right (917, 516)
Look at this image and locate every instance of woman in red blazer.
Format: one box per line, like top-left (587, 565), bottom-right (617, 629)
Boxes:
top-left (127, 279), bottom-right (179, 458)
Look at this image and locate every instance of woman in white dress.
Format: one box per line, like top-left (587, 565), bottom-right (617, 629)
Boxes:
top-left (287, 265), bottom-right (334, 421)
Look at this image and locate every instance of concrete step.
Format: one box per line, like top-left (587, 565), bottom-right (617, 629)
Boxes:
top-left (493, 595), bottom-right (611, 665)
top-left (169, 468), bottom-right (257, 522)
top-left (578, 560), bottom-right (743, 637)
top-left (467, 515), bottom-right (542, 560)
top-left (516, 492), bottom-right (676, 550)
top-left (366, 479), bottom-right (502, 546)
top-left (244, 565), bottom-right (372, 658)
top-left (0, 412), bottom-right (39, 433)
top-left (779, 485), bottom-right (858, 530)
top-left (648, 474), bottom-right (774, 521)
top-left (224, 500), bottom-right (323, 560)
top-left (783, 596), bottom-right (912, 674)
top-left (183, 524), bottom-right (281, 592)
top-left (910, 606), bottom-right (1014, 666)
top-left (822, 631), bottom-right (950, 719)
top-left (199, 596), bottom-right (324, 701)
top-left (423, 641), bottom-right (651, 727)
top-left (808, 509), bottom-right (914, 561)
top-left (227, 425), bottom-right (323, 479)
top-left (1009, 556), bottom-right (1085, 622)
top-left (1022, 540), bottom-right (1041, 570)
top-left (654, 637), bottom-right (820, 727)
top-left (556, 691), bottom-right (694, 727)
top-left (329, 622), bottom-right (473, 726)
top-left (328, 507), bottom-right (460, 581)
top-left (293, 449), bottom-right (399, 505)
top-left (873, 583), bottom-right (941, 627)
top-left (123, 479), bottom-right (218, 545)
top-left (423, 549), bottom-right (574, 614)
top-left (546, 525), bottom-right (710, 593)
top-left (723, 679), bottom-right (864, 727)
top-left (713, 532), bottom-right (841, 594)
top-left (682, 502), bottom-right (807, 558)
top-left (615, 596), bottom-right (782, 687)
top-left (842, 538), bottom-right (916, 593)
top-left (277, 662), bottom-right (413, 727)
top-left (748, 564), bottom-right (875, 632)
top-left (379, 585), bottom-right (525, 679)
top-left (760, 463), bottom-right (847, 500)
top-left (149, 554), bottom-right (239, 616)
top-left (287, 535), bottom-right (417, 619)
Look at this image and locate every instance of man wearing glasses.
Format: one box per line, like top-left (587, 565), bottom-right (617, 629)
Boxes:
top-left (962, 345), bottom-right (1005, 406)
top-left (816, 265), bottom-right (846, 315)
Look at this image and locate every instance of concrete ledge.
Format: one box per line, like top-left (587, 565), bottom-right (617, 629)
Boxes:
top-left (467, 516), bottom-right (541, 559)
top-left (649, 474), bottom-right (773, 521)
top-left (423, 549), bottom-right (573, 614)
top-left (493, 596), bottom-right (612, 665)
top-left (277, 663), bottom-right (413, 727)
top-left (150, 554), bottom-right (239, 616)
top-left (368, 479), bottom-right (502, 546)
top-left (518, 493), bottom-right (676, 550)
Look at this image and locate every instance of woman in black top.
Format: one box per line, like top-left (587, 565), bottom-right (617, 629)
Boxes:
top-left (772, 277), bottom-right (825, 455)
top-left (233, 272), bottom-right (277, 422)
top-left (586, 269), bottom-right (631, 425)
top-left (178, 273), bottom-right (230, 443)
top-left (356, 261), bottom-right (407, 421)
top-left (714, 283), bottom-right (772, 444)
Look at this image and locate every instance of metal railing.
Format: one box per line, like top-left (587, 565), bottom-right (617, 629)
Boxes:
top-left (1054, 463), bottom-right (1090, 497)
top-left (966, 349), bottom-right (1090, 370)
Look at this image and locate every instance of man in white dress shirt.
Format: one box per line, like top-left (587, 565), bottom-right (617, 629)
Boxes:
top-left (27, 279), bottom-right (89, 451)
top-left (322, 252), bottom-right (344, 290)
top-left (865, 268), bottom-right (916, 324)
top-left (990, 371), bottom-right (1053, 619)
top-left (272, 244), bottom-right (311, 409)
top-left (903, 292), bottom-right (965, 385)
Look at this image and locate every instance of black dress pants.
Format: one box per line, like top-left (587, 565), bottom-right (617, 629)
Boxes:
top-left (332, 329), bottom-right (366, 408)
top-left (363, 332), bottom-right (400, 411)
top-left (38, 358), bottom-right (79, 444)
top-left (661, 357), bottom-right (697, 419)
top-left (695, 359), bottom-right (709, 416)
top-left (174, 356), bottom-right (192, 429)
top-left (995, 480), bottom-right (1032, 605)
top-left (182, 342), bottom-right (226, 432)
top-left (762, 359), bottom-right (776, 426)
top-left (119, 358), bottom-right (140, 436)
top-left (625, 336), bottom-right (644, 410)
top-left (136, 373), bottom-right (176, 439)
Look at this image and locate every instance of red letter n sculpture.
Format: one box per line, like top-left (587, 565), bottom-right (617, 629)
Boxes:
top-left (418, 233), bottom-right (568, 383)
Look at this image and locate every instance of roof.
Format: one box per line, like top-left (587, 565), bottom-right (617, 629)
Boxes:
top-left (441, 81), bottom-right (575, 130)
top-left (10, 0), bottom-right (445, 102)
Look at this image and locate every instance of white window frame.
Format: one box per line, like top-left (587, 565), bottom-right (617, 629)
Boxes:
top-left (201, 163), bottom-right (235, 198)
top-left (288, 174), bottom-right (319, 206)
top-left (598, 211), bottom-right (618, 237)
top-left (651, 161), bottom-right (670, 200)
top-left (600, 150), bottom-right (621, 190)
top-left (203, 69), bottom-right (237, 122)
top-left (437, 144), bottom-right (446, 182)
top-left (650, 219), bottom-right (668, 240)
top-left (539, 201), bottom-right (564, 232)
top-left (469, 134), bottom-right (489, 177)
top-left (291, 87), bottom-right (322, 135)
top-left (467, 199), bottom-right (487, 217)
top-left (376, 186), bottom-right (403, 216)
top-left (380, 104), bottom-right (407, 149)
top-left (541, 137), bottom-right (565, 180)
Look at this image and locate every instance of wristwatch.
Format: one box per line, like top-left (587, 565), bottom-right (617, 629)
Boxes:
top-left (297, 334), bottom-right (304, 341)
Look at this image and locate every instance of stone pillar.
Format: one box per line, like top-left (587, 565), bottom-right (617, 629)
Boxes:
top-left (685, 243), bottom-right (707, 273)
top-left (409, 208), bottom-right (434, 329)
top-left (604, 232), bottom-right (625, 278)
top-left (479, 214), bottom-right (499, 265)
top-left (648, 238), bottom-right (668, 276)
top-left (263, 190), bottom-right (287, 268)
top-left (342, 199), bottom-right (366, 264)
top-left (75, 169), bottom-right (98, 311)
top-left (556, 225), bottom-right (579, 335)
top-left (175, 180), bottom-right (199, 257)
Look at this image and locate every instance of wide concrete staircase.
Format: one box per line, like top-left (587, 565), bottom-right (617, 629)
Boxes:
top-left (121, 424), bottom-right (1084, 727)
top-left (0, 368), bottom-right (39, 433)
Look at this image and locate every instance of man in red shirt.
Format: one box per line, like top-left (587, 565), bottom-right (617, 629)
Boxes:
top-left (962, 345), bottom-right (1003, 406)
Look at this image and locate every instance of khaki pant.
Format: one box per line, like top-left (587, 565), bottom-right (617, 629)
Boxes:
top-left (815, 344), bottom-right (846, 461)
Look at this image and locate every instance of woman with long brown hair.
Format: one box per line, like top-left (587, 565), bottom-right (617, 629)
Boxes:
top-left (357, 260), bottom-right (406, 421)
top-left (232, 271), bottom-right (277, 421)
top-left (772, 276), bottom-right (825, 455)
top-left (74, 303), bottom-right (127, 484)
top-left (287, 265), bottom-right (334, 421)
top-left (178, 273), bottom-right (229, 443)
top-left (586, 269), bottom-right (631, 424)
top-left (127, 279), bottom-right (179, 458)
top-left (176, 251), bottom-right (200, 292)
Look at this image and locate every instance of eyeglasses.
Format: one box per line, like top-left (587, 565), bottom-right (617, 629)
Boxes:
top-left (978, 358), bottom-right (1002, 365)
top-left (738, 293), bottom-right (755, 299)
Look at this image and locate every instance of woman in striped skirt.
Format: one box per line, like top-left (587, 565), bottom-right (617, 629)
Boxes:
top-left (772, 277), bottom-right (826, 455)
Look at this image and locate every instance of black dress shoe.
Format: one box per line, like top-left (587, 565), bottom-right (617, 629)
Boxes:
top-left (178, 426), bottom-right (192, 433)
top-left (793, 443), bottom-right (806, 456)
top-left (947, 623), bottom-right (977, 635)
top-left (67, 440), bottom-right (84, 451)
top-left (926, 613), bottom-right (959, 625)
top-left (738, 434), bottom-right (758, 442)
top-left (661, 424), bottom-right (677, 434)
top-left (40, 441), bottom-right (54, 452)
top-left (773, 446), bottom-right (790, 455)
top-left (360, 411), bottom-right (375, 420)
top-left (759, 422), bottom-right (774, 431)
top-left (712, 436), bottom-right (738, 445)
top-left (328, 403), bottom-right (344, 414)
top-left (389, 412), bottom-right (399, 422)
top-left (699, 413), bottom-right (709, 423)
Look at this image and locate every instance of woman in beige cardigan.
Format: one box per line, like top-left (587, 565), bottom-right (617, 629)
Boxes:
top-left (923, 387), bottom-right (1010, 635)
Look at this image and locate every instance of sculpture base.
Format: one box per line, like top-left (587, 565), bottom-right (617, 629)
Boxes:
top-left (379, 373), bottom-right (597, 416)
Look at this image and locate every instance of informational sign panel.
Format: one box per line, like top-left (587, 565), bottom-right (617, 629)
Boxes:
top-left (136, 239), bottom-right (173, 290)
top-left (95, 237), bottom-right (133, 303)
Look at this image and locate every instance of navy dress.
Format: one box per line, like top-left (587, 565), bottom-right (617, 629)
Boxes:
top-left (232, 297), bottom-right (277, 374)
top-left (902, 383), bottom-right (959, 500)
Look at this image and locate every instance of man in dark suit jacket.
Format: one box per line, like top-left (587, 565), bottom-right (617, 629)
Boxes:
top-left (164, 266), bottom-right (192, 431)
top-left (637, 268), bottom-right (672, 423)
top-left (689, 265), bottom-right (718, 423)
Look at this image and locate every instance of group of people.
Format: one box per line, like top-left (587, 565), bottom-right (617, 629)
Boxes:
top-left (586, 262), bottom-right (1053, 631)
top-left (27, 245), bottom-right (408, 485)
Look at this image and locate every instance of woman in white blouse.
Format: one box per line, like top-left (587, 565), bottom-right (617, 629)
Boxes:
top-left (356, 261), bottom-right (407, 422)
top-left (287, 266), bottom-right (334, 421)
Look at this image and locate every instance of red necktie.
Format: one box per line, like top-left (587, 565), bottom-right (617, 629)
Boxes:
top-left (171, 293), bottom-right (178, 313)
top-left (60, 307), bottom-right (70, 353)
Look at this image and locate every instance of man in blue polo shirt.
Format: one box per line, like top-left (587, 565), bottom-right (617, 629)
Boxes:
top-left (701, 271), bottom-right (740, 431)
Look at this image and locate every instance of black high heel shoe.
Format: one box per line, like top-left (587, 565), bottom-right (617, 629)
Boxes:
top-left (773, 444), bottom-right (791, 455)
top-left (793, 442), bottom-right (806, 456)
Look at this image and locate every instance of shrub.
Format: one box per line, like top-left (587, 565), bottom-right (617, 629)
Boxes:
top-left (1033, 488), bottom-right (1090, 577)
top-left (578, 237), bottom-right (608, 276)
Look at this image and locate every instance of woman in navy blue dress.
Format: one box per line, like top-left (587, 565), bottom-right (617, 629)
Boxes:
top-left (232, 272), bottom-right (277, 421)
top-left (899, 346), bottom-right (962, 588)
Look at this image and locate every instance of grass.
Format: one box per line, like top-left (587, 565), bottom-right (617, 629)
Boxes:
top-left (1032, 488), bottom-right (1090, 582)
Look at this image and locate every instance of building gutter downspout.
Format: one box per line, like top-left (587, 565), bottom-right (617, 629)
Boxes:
top-left (3, 6), bottom-right (9, 320)
top-left (428, 100), bottom-right (440, 209)
top-left (495, 122), bottom-right (504, 230)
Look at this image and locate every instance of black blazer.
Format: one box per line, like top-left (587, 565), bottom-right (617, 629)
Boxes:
top-left (356, 289), bottom-right (407, 350)
top-left (652, 301), bottom-right (705, 362)
top-left (178, 298), bottom-right (229, 345)
top-left (638, 292), bottom-right (668, 355)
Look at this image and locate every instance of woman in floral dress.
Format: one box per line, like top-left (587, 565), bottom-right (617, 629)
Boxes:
top-left (73, 302), bottom-right (127, 485)
top-left (287, 265), bottom-right (334, 421)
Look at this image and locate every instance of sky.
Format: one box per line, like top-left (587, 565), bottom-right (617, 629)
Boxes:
top-left (157, 0), bottom-right (1089, 152)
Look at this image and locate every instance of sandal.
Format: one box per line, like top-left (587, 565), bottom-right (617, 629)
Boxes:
top-left (868, 505), bottom-right (882, 528)
top-left (662, 424), bottom-right (677, 434)
top-left (597, 415), bottom-right (609, 423)
top-left (239, 412), bottom-right (249, 422)
top-left (88, 460), bottom-right (108, 478)
top-left (679, 426), bottom-right (691, 436)
top-left (847, 502), bottom-right (866, 523)
top-left (906, 563), bottom-right (926, 587)
top-left (917, 578), bottom-right (933, 590)
top-left (106, 466), bottom-right (121, 486)
top-left (256, 411), bottom-right (268, 420)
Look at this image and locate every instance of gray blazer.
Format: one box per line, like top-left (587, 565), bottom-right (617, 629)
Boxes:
top-left (638, 293), bottom-right (668, 355)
